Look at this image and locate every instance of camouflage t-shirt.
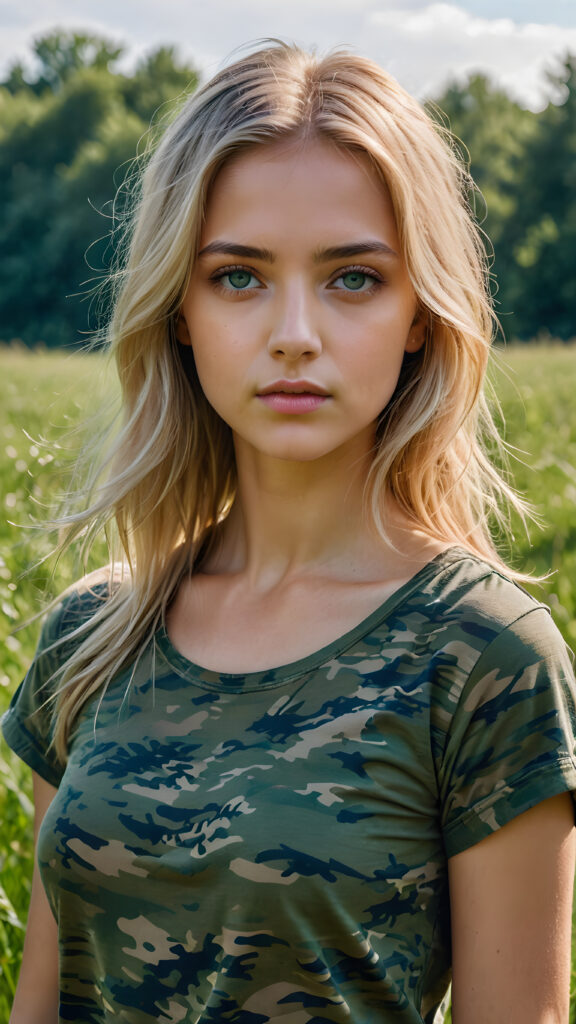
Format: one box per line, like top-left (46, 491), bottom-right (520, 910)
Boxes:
top-left (3, 548), bottom-right (576, 1024)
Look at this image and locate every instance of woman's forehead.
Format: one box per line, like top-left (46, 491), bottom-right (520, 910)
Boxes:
top-left (212, 136), bottom-right (379, 190)
top-left (201, 138), bottom-right (398, 250)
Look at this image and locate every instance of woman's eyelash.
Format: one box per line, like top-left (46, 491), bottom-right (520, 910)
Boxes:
top-left (209, 265), bottom-right (261, 287)
top-left (210, 264), bottom-right (257, 276)
top-left (330, 265), bottom-right (384, 285)
top-left (208, 263), bottom-right (385, 293)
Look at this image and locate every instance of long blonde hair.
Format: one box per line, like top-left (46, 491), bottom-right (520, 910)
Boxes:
top-left (46, 41), bottom-right (527, 760)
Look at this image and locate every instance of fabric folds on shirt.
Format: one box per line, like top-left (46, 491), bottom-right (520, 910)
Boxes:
top-left (3, 548), bottom-right (576, 1024)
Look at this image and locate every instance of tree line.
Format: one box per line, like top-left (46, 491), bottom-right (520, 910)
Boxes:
top-left (0, 30), bottom-right (574, 347)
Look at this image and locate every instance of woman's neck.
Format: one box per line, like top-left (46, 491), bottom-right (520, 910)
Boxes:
top-left (203, 437), bottom-right (441, 589)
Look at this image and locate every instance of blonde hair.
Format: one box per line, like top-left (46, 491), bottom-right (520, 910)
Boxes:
top-left (46, 41), bottom-right (527, 759)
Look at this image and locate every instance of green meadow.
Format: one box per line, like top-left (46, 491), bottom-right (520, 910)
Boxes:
top-left (0, 344), bottom-right (575, 1017)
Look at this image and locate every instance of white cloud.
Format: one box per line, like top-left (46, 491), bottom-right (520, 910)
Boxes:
top-left (368, 4), bottom-right (576, 107)
top-left (0, 1), bottom-right (574, 109)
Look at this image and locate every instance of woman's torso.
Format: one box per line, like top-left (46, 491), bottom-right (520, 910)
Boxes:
top-left (31, 547), bottom-right (567, 1023)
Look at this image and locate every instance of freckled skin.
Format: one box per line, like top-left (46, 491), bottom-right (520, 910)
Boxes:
top-left (178, 139), bottom-right (424, 467)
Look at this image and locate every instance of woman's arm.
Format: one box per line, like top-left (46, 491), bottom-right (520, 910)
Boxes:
top-left (449, 792), bottom-right (576, 1024)
top-left (9, 771), bottom-right (59, 1024)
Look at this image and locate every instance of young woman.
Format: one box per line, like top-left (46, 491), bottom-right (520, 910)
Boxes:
top-left (3, 42), bottom-right (576, 1024)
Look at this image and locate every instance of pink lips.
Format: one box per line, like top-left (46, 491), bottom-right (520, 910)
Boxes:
top-left (257, 380), bottom-right (330, 415)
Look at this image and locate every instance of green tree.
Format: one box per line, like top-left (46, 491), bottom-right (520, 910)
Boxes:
top-left (4, 30), bottom-right (124, 94)
top-left (428, 74), bottom-right (536, 338)
top-left (496, 55), bottom-right (576, 340)
top-left (431, 61), bottom-right (576, 341)
top-left (120, 46), bottom-right (197, 123)
top-left (0, 31), bottom-right (198, 347)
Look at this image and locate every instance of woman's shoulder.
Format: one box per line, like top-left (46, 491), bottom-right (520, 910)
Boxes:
top-left (410, 546), bottom-right (573, 685)
top-left (422, 546), bottom-right (552, 628)
top-left (39, 565), bottom-right (125, 651)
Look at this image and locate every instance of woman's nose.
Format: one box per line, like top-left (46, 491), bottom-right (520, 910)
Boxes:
top-left (267, 284), bottom-right (322, 360)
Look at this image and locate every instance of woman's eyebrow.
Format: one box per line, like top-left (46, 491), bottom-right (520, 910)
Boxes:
top-left (314, 241), bottom-right (398, 262)
top-left (196, 240), bottom-right (398, 262)
top-left (197, 241), bottom-right (275, 261)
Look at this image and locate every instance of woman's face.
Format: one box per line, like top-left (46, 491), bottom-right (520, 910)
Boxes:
top-left (178, 138), bottom-right (424, 465)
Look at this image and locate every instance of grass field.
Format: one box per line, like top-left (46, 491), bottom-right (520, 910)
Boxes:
top-left (1, 343), bottom-right (575, 1018)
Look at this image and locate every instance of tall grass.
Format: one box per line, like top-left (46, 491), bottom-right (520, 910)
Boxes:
top-left (0, 344), bottom-right (575, 1018)
top-left (0, 347), bottom-right (111, 1015)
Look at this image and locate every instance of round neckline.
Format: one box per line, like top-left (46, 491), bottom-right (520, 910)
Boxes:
top-left (155, 546), bottom-right (470, 692)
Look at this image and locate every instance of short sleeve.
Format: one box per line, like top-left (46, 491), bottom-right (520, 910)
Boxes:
top-left (1, 583), bottom-right (110, 788)
top-left (437, 606), bottom-right (576, 858)
top-left (1, 600), bottom-right (72, 786)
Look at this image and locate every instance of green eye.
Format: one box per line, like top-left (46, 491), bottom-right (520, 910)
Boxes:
top-left (227, 269), bottom-right (253, 289)
top-left (341, 272), bottom-right (367, 291)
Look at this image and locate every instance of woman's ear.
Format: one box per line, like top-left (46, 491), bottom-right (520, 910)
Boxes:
top-left (405, 311), bottom-right (427, 353)
top-left (174, 314), bottom-right (192, 346)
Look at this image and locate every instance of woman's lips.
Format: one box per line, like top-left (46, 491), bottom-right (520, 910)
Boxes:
top-left (257, 392), bottom-right (329, 414)
top-left (257, 380), bottom-right (330, 415)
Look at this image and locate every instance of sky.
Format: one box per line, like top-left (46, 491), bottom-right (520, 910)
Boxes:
top-left (2, 0), bottom-right (576, 110)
